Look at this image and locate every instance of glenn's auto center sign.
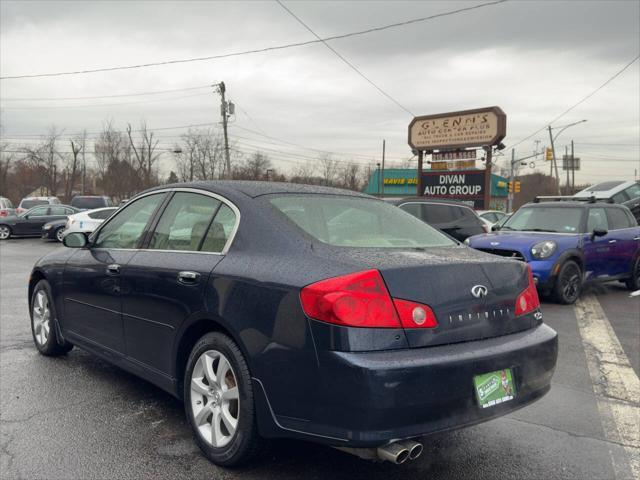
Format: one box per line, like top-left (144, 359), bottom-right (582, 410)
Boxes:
top-left (408, 106), bottom-right (506, 151)
top-left (421, 170), bottom-right (485, 208)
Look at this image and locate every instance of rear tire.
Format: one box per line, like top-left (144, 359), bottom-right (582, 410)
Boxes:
top-left (30, 280), bottom-right (74, 356)
top-left (624, 256), bottom-right (640, 291)
top-left (0, 225), bottom-right (11, 240)
top-left (553, 260), bottom-right (583, 304)
top-left (184, 332), bottom-right (264, 467)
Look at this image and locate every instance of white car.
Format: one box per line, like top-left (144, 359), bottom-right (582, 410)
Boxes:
top-left (64, 207), bottom-right (118, 236)
top-left (476, 210), bottom-right (508, 228)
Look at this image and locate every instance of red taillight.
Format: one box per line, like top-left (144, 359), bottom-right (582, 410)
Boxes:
top-left (393, 298), bottom-right (438, 328)
top-left (0, 210), bottom-right (7, 217)
top-left (515, 265), bottom-right (540, 316)
top-left (300, 270), bottom-right (438, 329)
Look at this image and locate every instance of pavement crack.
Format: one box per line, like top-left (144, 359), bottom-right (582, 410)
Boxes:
top-left (505, 416), bottom-right (638, 450)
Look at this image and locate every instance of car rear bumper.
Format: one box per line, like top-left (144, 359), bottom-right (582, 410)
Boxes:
top-left (260, 323), bottom-right (558, 447)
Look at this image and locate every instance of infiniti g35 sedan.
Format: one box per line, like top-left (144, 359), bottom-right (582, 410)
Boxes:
top-left (28, 182), bottom-right (558, 466)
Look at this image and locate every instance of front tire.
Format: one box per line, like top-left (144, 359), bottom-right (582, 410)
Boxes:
top-left (553, 260), bottom-right (583, 304)
top-left (30, 280), bottom-right (73, 356)
top-left (624, 256), bottom-right (640, 291)
top-left (55, 227), bottom-right (65, 242)
top-left (184, 332), bottom-right (264, 467)
top-left (0, 225), bottom-right (11, 240)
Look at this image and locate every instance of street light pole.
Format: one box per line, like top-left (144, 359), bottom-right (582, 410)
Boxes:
top-left (548, 120), bottom-right (587, 195)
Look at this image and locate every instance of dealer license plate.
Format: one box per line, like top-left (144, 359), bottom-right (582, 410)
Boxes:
top-left (473, 368), bottom-right (516, 409)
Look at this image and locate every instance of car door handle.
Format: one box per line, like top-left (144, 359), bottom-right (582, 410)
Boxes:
top-left (106, 264), bottom-right (121, 275)
top-left (178, 271), bottom-right (200, 285)
top-left (634, 236), bottom-right (640, 240)
top-left (608, 239), bottom-right (617, 244)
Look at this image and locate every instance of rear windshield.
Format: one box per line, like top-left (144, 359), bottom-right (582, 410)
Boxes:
top-left (502, 207), bottom-right (584, 233)
top-left (585, 181), bottom-right (625, 192)
top-left (270, 195), bottom-right (456, 248)
top-left (88, 208), bottom-right (117, 220)
top-left (71, 197), bottom-right (110, 209)
top-left (20, 199), bottom-right (48, 209)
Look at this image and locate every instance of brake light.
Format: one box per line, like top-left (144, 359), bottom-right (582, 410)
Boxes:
top-left (300, 269), bottom-right (438, 329)
top-left (0, 210), bottom-right (7, 217)
top-left (515, 265), bottom-right (540, 316)
top-left (393, 298), bottom-right (438, 328)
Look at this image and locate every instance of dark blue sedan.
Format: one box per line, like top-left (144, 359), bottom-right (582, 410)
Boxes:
top-left (28, 182), bottom-right (557, 466)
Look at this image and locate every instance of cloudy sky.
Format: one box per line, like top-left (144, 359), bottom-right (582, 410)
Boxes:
top-left (1, 0), bottom-right (639, 184)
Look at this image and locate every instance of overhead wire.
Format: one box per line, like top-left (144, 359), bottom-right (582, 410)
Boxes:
top-left (0, 84), bottom-right (214, 101)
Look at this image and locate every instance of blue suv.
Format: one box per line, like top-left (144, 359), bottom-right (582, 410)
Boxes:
top-left (466, 199), bottom-right (640, 304)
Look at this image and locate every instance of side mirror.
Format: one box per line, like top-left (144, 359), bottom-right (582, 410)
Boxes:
top-left (63, 232), bottom-right (88, 248)
top-left (590, 228), bottom-right (607, 241)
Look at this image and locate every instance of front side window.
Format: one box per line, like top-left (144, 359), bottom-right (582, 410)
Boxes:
top-left (148, 192), bottom-right (221, 251)
top-left (49, 206), bottom-right (70, 215)
top-left (623, 183), bottom-right (640, 200)
top-left (398, 203), bottom-right (422, 220)
top-left (503, 207), bottom-right (583, 233)
top-left (270, 195), bottom-right (455, 248)
top-left (26, 206), bottom-right (49, 217)
top-left (94, 194), bottom-right (164, 249)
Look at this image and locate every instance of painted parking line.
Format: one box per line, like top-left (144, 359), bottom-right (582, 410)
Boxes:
top-left (574, 294), bottom-right (640, 480)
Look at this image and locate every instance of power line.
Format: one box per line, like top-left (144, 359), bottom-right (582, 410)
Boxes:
top-left (0, 0), bottom-right (508, 80)
top-left (0, 92), bottom-right (212, 110)
top-left (276, 0), bottom-right (414, 116)
top-left (1, 84), bottom-right (213, 101)
top-left (507, 53), bottom-right (640, 150)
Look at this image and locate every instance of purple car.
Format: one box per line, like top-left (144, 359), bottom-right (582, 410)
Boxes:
top-left (466, 199), bottom-right (640, 304)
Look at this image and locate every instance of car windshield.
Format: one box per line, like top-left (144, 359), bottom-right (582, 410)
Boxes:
top-left (20, 199), bottom-right (48, 209)
top-left (502, 207), bottom-right (583, 233)
top-left (270, 195), bottom-right (456, 248)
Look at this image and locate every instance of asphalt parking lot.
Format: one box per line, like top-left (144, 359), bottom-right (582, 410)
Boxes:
top-left (1, 239), bottom-right (638, 480)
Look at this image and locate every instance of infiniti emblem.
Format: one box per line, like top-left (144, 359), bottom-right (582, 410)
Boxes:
top-left (471, 285), bottom-right (489, 298)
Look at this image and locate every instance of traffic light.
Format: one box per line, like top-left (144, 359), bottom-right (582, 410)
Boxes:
top-left (508, 181), bottom-right (521, 193)
top-left (508, 181), bottom-right (513, 193)
top-left (545, 148), bottom-right (553, 161)
top-left (515, 181), bottom-right (521, 193)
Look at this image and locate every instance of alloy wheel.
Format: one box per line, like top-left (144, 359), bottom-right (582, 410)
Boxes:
top-left (561, 266), bottom-right (581, 301)
top-left (56, 228), bottom-right (64, 242)
top-left (0, 226), bottom-right (10, 240)
top-left (32, 290), bottom-right (51, 346)
top-left (190, 350), bottom-right (240, 448)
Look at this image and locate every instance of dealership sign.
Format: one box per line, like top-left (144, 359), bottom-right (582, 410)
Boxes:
top-left (421, 170), bottom-right (486, 208)
top-left (408, 106), bottom-right (506, 151)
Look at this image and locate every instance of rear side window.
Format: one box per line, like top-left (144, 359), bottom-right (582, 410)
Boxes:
top-left (587, 208), bottom-right (608, 232)
top-left (398, 203), bottom-right (421, 220)
top-left (148, 192), bottom-right (221, 252)
top-left (94, 194), bottom-right (164, 249)
top-left (421, 204), bottom-right (458, 224)
top-left (49, 206), bottom-right (70, 215)
top-left (88, 209), bottom-right (116, 220)
top-left (612, 192), bottom-right (630, 203)
top-left (606, 208), bottom-right (632, 230)
top-left (71, 197), bottom-right (108, 209)
top-left (27, 206), bottom-right (49, 216)
top-left (201, 204), bottom-right (237, 253)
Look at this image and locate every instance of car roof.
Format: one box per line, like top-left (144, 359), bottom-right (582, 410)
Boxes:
top-left (574, 180), bottom-right (637, 198)
top-left (144, 181), bottom-right (371, 200)
top-left (523, 201), bottom-right (623, 208)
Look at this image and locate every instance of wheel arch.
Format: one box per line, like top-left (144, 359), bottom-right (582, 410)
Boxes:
top-left (554, 249), bottom-right (584, 274)
top-left (28, 269), bottom-right (47, 304)
top-left (173, 316), bottom-right (248, 400)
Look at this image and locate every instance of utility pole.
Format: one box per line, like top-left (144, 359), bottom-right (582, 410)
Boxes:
top-left (417, 151), bottom-right (424, 196)
top-left (376, 162), bottom-right (381, 197)
top-left (483, 146), bottom-right (493, 210)
top-left (381, 140), bottom-right (386, 198)
top-left (547, 125), bottom-right (561, 195)
top-left (508, 148), bottom-right (515, 213)
top-left (81, 132), bottom-right (86, 195)
top-left (571, 140), bottom-right (575, 194)
top-left (565, 145), bottom-right (570, 195)
top-left (216, 82), bottom-right (232, 179)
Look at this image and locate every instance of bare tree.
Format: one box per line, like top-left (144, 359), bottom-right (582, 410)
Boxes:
top-left (338, 162), bottom-right (361, 191)
top-left (127, 121), bottom-right (160, 189)
top-left (234, 152), bottom-right (272, 180)
top-left (63, 139), bottom-right (82, 199)
top-left (172, 128), bottom-right (225, 181)
top-left (318, 154), bottom-right (338, 186)
top-left (22, 127), bottom-right (65, 196)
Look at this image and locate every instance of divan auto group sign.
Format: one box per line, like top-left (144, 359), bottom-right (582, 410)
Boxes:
top-left (421, 170), bottom-right (486, 208)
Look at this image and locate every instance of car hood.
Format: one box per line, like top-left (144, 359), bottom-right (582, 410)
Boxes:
top-left (467, 231), bottom-right (572, 249)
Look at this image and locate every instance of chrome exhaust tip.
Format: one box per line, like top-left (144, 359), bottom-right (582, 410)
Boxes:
top-left (398, 440), bottom-right (423, 460)
top-left (376, 442), bottom-right (411, 464)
